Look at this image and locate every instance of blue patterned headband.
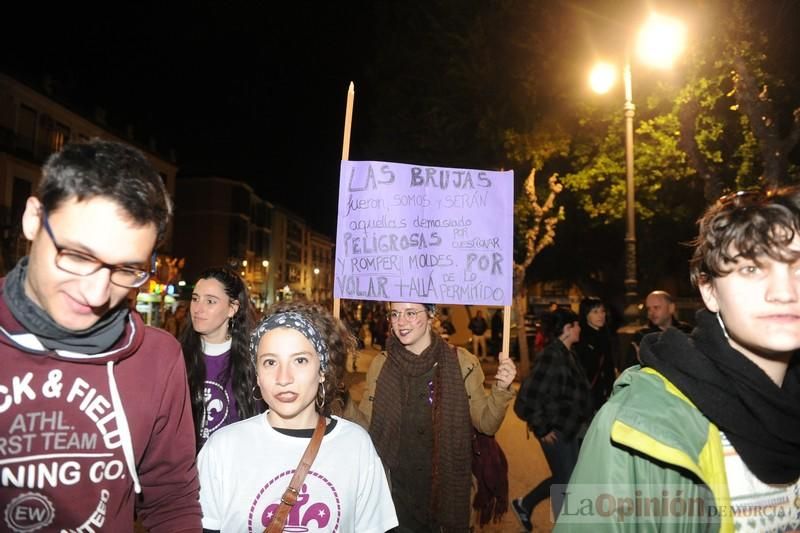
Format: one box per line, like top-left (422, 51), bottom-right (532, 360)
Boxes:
top-left (249, 311), bottom-right (328, 371)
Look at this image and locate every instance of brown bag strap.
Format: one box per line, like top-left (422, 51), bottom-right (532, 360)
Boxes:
top-left (264, 415), bottom-right (327, 533)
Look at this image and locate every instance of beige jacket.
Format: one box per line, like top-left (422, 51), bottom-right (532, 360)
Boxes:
top-left (359, 346), bottom-right (514, 434)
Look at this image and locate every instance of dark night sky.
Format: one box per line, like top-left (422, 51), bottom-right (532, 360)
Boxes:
top-left (1, 2), bottom-right (375, 237)
top-left (3, 1), bottom-right (800, 241)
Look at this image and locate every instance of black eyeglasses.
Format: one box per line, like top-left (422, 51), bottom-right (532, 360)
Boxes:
top-left (40, 209), bottom-right (154, 288)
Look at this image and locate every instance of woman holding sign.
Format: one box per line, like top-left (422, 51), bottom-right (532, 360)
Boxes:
top-left (359, 301), bottom-right (517, 532)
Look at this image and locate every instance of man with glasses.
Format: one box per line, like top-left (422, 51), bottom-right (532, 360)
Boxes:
top-left (0, 139), bottom-right (201, 531)
top-left (555, 187), bottom-right (800, 532)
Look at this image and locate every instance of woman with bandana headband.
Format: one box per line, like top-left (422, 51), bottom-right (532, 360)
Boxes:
top-left (197, 300), bottom-right (398, 533)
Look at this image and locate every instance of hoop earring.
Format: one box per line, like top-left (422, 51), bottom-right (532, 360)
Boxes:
top-left (316, 383), bottom-right (326, 410)
top-left (252, 385), bottom-right (263, 401)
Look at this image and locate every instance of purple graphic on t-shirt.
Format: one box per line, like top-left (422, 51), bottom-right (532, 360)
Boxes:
top-left (248, 471), bottom-right (341, 533)
top-left (201, 350), bottom-right (239, 442)
top-left (204, 381), bottom-right (229, 431)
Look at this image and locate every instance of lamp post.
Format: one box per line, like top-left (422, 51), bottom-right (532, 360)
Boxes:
top-left (622, 60), bottom-right (637, 320)
top-left (589, 12), bottom-right (686, 322)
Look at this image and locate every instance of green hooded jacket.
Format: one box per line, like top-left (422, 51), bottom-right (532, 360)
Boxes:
top-left (553, 367), bottom-right (732, 533)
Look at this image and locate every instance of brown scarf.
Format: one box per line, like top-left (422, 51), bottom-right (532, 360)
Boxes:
top-left (370, 333), bottom-right (472, 532)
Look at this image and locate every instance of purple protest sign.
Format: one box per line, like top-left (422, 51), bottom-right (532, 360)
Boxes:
top-left (334, 160), bottom-right (513, 306)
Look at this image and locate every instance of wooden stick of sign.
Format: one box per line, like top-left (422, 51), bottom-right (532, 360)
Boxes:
top-left (502, 305), bottom-right (511, 357)
top-left (333, 81), bottom-right (354, 320)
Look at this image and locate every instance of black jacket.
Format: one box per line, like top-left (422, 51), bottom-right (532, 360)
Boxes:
top-left (575, 325), bottom-right (617, 410)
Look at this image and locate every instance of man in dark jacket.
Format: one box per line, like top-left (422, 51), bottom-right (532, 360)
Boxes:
top-left (622, 290), bottom-right (692, 369)
top-left (469, 309), bottom-right (489, 359)
top-left (0, 140), bottom-right (201, 531)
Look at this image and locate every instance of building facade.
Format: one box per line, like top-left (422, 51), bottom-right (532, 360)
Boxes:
top-left (0, 73), bottom-right (178, 273)
top-left (0, 73), bottom-right (335, 314)
top-left (0, 72), bottom-right (183, 326)
top-left (309, 229), bottom-right (334, 308)
top-left (173, 177), bottom-right (334, 309)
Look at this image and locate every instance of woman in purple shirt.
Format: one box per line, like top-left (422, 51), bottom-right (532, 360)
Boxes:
top-left (180, 267), bottom-right (263, 450)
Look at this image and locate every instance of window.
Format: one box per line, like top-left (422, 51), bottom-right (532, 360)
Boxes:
top-left (288, 264), bottom-right (301, 283)
top-left (286, 242), bottom-right (302, 263)
top-left (228, 218), bottom-right (248, 257)
top-left (232, 187), bottom-right (249, 215)
top-left (51, 121), bottom-right (71, 152)
top-left (11, 178), bottom-right (32, 225)
top-left (17, 105), bottom-right (36, 153)
top-left (287, 220), bottom-right (303, 243)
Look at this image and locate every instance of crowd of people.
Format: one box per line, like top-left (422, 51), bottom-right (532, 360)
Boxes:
top-left (0, 139), bottom-right (517, 533)
top-left (2, 137), bottom-right (798, 533)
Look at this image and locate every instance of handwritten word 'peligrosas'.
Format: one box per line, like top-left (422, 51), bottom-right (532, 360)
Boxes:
top-left (343, 232), bottom-right (442, 256)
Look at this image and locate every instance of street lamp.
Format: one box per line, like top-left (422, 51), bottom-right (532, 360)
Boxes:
top-left (589, 12), bottom-right (686, 322)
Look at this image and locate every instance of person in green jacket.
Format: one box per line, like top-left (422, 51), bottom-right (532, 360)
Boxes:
top-left (556, 186), bottom-right (800, 533)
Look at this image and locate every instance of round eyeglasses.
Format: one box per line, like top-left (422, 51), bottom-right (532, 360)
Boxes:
top-left (388, 309), bottom-right (427, 322)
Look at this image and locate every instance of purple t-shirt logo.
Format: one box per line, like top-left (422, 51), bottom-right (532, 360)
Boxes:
top-left (201, 349), bottom-right (239, 442)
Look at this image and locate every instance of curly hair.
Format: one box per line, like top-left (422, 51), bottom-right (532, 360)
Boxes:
top-left (256, 300), bottom-right (356, 417)
top-left (180, 267), bottom-right (260, 449)
top-left (689, 186), bottom-right (800, 287)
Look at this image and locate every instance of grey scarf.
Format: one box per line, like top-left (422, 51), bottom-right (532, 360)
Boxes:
top-left (3, 257), bottom-right (128, 354)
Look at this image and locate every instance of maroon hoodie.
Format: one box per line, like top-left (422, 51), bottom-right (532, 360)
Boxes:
top-left (0, 283), bottom-right (201, 532)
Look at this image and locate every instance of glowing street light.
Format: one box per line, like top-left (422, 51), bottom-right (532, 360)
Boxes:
top-left (589, 62), bottom-right (616, 95)
top-left (636, 13), bottom-right (687, 69)
top-left (589, 12), bottom-right (687, 322)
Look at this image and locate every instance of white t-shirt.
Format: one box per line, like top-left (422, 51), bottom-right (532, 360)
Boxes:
top-left (198, 413), bottom-right (398, 533)
top-left (721, 432), bottom-right (800, 532)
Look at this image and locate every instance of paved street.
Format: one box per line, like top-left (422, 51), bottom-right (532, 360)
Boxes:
top-left (347, 348), bottom-right (555, 532)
